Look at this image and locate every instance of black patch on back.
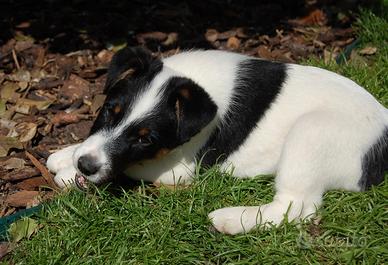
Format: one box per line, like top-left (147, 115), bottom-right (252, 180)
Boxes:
top-left (359, 128), bottom-right (388, 190)
top-left (198, 59), bottom-right (286, 166)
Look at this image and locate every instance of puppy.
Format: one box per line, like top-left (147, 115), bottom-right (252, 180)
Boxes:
top-left (47, 47), bottom-right (387, 234)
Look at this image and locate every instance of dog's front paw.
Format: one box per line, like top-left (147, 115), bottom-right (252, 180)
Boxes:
top-left (54, 166), bottom-right (77, 188)
top-left (46, 144), bottom-right (80, 173)
top-left (208, 206), bottom-right (260, 235)
top-left (209, 201), bottom-right (317, 234)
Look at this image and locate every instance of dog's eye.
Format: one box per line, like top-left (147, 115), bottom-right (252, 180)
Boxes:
top-left (138, 136), bottom-right (153, 146)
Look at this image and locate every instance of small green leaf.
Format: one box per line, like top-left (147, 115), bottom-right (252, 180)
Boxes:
top-left (8, 217), bottom-right (39, 243)
top-left (106, 39), bottom-right (127, 52)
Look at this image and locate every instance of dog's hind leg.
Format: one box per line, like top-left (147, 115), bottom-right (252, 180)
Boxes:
top-left (209, 111), bottom-right (372, 234)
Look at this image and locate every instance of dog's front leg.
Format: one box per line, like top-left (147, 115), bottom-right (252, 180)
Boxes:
top-left (47, 144), bottom-right (80, 188)
top-left (208, 192), bottom-right (321, 235)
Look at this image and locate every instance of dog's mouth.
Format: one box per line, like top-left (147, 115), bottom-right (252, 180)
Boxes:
top-left (75, 174), bottom-right (89, 191)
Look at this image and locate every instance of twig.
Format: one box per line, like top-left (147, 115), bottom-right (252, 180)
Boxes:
top-left (11, 49), bottom-right (20, 70)
top-left (41, 58), bottom-right (56, 68)
top-left (25, 151), bottom-right (60, 191)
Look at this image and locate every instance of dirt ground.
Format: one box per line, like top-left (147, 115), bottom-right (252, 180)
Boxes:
top-left (0, 0), bottom-right (373, 219)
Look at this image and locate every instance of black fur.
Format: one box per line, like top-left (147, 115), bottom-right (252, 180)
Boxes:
top-left (91, 47), bottom-right (217, 175)
top-left (164, 77), bottom-right (218, 143)
top-left (105, 77), bottom-right (217, 174)
top-left (359, 128), bottom-right (388, 190)
top-left (91, 48), bottom-right (283, 180)
top-left (104, 47), bottom-right (161, 93)
top-left (108, 114), bottom-right (177, 174)
top-left (90, 47), bottom-right (163, 134)
top-left (198, 59), bottom-right (286, 166)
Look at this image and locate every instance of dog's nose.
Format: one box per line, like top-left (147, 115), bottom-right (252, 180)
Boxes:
top-left (77, 155), bottom-right (100, 176)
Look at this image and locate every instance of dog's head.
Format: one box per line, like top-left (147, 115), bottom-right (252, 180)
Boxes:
top-left (73, 47), bottom-right (217, 184)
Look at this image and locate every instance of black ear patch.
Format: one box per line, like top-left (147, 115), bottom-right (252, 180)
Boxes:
top-left (104, 47), bottom-right (160, 93)
top-left (167, 77), bottom-right (217, 143)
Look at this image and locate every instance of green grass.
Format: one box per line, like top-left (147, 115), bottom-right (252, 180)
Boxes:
top-left (5, 9), bottom-right (388, 265)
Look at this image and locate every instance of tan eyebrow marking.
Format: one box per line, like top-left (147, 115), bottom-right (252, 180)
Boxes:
top-left (138, 128), bottom-right (150, 136)
top-left (114, 105), bottom-right (121, 114)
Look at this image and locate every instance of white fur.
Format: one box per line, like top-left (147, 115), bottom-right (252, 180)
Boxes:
top-left (210, 64), bottom-right (387, 234)
top-left (54, 167), bottom-right (77, 188)
top-left (163, 50), bottom-right (246, 118)
top-left (46, 144), bottom-right (80, 173)
top-left (47, 51), bottom-right (388, 234)
top-left (46, 144), bottom-right (79, 188)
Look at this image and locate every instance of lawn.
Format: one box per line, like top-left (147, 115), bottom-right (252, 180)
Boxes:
top-left (4, 8), bottom-right (388, 265)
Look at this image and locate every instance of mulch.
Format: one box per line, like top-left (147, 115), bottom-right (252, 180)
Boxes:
top-left (0, 0), bottom-right (367, 222)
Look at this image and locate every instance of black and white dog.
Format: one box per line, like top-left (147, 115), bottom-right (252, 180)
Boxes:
top-left (47, 47), bottom-right (387, 234)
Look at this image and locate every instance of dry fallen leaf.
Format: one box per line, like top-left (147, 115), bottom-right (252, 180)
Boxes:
top-left (0, 82), bottom-right (19, 101)
top-left (11, 69), bottom-right (31, 83)
top-left (359, 46), bottom-right (377, 55)
top-left (0, 167), bottom-right (40, 181)
top-left (350, 50), bottom-right (369, 66)
top-left (162, 32), bottom-right (178, 46)
top-left (59, 74), bottom-right (90, 101)
top-left (271, 49), bottom-right (294, 63)
top-left (0, 157), bottom-right (25, 170)
top-left (51, 112), bottom-right (85, 126)
top-left (14, 40), bottom-right (33, 52)
top-left (65, 120), bottom-right (93, 140)
top-left (15, 98), bottom-right (53, 114)
top-left (0, 243), bottom-right (11, 259)
top-left (257, 45), bottom-right (273, 59)
top-left (0, 99), bottom-right (6, 117)
top-left (289, 9), bottom-right (327, 26)
top-left (205, 29), bottom-right (219, 43)
top-left (0, 136), bottom-right (23, 157)
top-left (96, 49), bottom-right (114, 66)
top-left (324, 49), bottom-right (338, 64)
top-left (236, 28), bottom-right (248, 39)
top-left (226, 36), bottom-right (241, 50)
top-left (18, 81), bottom-right (29, 91)
top-left (15, 176), bottom-right (48, 191)
top-left (5, 191), bottom-right (40, 208)
top-left (218, 30), bottom-right (237, 40)
top-left (91, 94), bottom-right (106, 115)
top-left (15, 122), bottom-right (38, 142)
top-left (136, 32), bottom-right (167, 44)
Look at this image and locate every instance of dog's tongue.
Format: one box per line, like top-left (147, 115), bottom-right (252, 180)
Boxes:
top-left (75, 174), bottom-right (88, 191)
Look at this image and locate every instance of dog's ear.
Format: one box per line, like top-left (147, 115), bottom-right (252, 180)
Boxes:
top-left (168, 77), bottom-right (217, 143)
top-left (104, 47), bottom-right (158, 93)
